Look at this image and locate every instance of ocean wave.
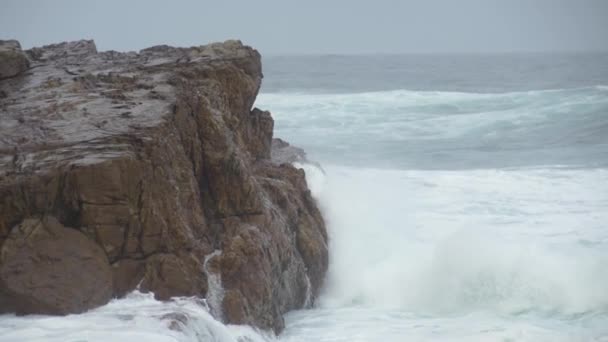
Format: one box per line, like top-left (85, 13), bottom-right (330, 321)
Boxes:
top-left (257, 85), bottom-right (608, 169)
top-left (260, 85), bottom-right (608, 98)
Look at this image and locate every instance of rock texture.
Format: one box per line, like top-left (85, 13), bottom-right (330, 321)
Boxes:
top-left (0, 40), bottom-right (29, 80)
top-left (0, 39), bottom-right (328, 332)
top-left (0, 217), bottom-right (112, 314)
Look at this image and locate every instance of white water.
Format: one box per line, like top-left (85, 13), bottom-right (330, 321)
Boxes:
top-left (0, 292), bottom-right (271, 342)
top-left (264, 87), bottom-right (608, 340)
top-left (280, 164), bottom-right (608, 341)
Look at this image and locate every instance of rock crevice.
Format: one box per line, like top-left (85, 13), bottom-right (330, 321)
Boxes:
top-left (0, 39), bottom-right (328, 333)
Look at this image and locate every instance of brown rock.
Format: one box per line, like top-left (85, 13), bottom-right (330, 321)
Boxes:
top-left (111, 259), bottom-right (145, 298)
top-left (0, 40), bottom-right (29, 79)
top-left (247, 108), bottom-right (274, 160)
top-left (0, 39), bottom-right (328, 333)
top-left (0, 217), bottom-right (112, 315)
top-left (271, 138), bottom-right (307, 164)
top-left (139, 253), bottom-right (208, 300)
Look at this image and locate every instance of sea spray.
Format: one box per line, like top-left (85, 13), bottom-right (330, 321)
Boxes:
top-left (279, 165), bottom-right (608, 341)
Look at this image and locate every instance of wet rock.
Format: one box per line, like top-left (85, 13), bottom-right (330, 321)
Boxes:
top-left (247, 108), bottom-right (274, 160)
top-left (140, 253), bottom-right (208, 300)
top-left (0, 39), bottom-right (328, 333)
top-left (111, 259), bottom-right (145, 298)
top-left (0, 40), bottom-right (29, 79)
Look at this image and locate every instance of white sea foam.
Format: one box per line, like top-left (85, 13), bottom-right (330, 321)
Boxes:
top-left (0, 292), bottom-right (273, 342)
top-left (279, 163), bottom-right (608, 340)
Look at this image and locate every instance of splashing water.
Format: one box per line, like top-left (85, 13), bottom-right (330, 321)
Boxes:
top-left (260, 80), bottom-right (608, 340)
top-left (279, 165), bottom-right (608, 341)
top-left (0, 292), bottom-right (272, 342)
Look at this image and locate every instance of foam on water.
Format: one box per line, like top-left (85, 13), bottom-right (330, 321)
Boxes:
top-left (0, 292), bottom-right (272, 342)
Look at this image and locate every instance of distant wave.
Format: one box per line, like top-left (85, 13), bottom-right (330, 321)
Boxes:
top-left (257, 84), bottom-right (608, 169)
top-left (257, 86), bottom-right (608, 116)
top-left (260, 85), bottom-right (608, 97)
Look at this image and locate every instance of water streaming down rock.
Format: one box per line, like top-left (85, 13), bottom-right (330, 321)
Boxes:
top-left (203, 250), bottom-right (225, 321)
top-left (0, 39), bottom-right (328, 334)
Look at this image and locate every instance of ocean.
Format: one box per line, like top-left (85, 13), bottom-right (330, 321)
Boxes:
top-left (2, 53), bottom-right (608, 341)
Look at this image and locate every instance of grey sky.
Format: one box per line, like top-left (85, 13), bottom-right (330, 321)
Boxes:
top-left (1, 0), bottom-right (607, 54)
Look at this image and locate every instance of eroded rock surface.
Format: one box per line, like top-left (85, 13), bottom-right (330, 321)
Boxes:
top-left (0, 39), bottom-right (327, 332)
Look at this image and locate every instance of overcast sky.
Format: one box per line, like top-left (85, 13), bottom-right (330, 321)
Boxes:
top-left (1, 0), bottom-right (607, 54)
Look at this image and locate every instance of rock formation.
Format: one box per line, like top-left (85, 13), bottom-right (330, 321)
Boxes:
top-left (0, 40), bottom-right (29, 80)
top-left (0, 39), bottom-right (328, 333)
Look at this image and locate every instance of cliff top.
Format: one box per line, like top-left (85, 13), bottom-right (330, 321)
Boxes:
top-left (0, 39), bottom-right (262, 177)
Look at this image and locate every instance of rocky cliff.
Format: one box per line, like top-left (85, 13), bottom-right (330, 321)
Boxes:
top-left (0, 39), bottom-right (328, 333)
